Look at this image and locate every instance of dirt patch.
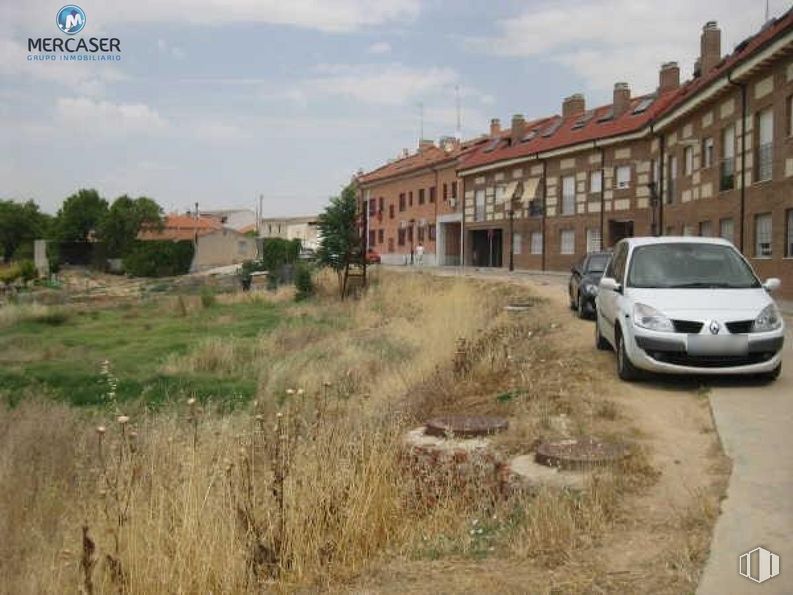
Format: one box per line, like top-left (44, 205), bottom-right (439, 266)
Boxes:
top-left (355, 272), bottom-right (729, 592)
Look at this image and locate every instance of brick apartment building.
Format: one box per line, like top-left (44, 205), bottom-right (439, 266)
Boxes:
top-left (355, 11), bottom-right (793, 298)
top-left (356, 137), bottom-right (484, 265)
top-left (456, 12), bottom-right (793, 298)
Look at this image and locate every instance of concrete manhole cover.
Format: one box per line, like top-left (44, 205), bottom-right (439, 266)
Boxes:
top-left (425, 415), bottom-right (509, 438)
top-left (535, 437), bottom-right (629, 470)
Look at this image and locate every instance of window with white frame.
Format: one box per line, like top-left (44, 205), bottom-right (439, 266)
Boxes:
top-left (561, 176), bottom-right (575, 215)
top-left (586, 227), bottom-right (602, 253)
top-left (720, 218), bottom-right (734, 244)
top-left (755, 213), bottom-right (772, 257)
top-left (703, 137), bottom-right (714, 168)
top-left (589, 170), bottom-right (602, 194)
top-left (666, 156), bottom-right (677, 203)
top-left (787, 210), bottom-right (793, 257)
top-left (512, 232), bottom-right (522, 255)
top-left (684, 145), bottom-right (694, 175)
top-left (615, 165), bottom-right (631, 189)
top-left (475, 189), bottom-right (485, 221)
top-left (495, 184), bottom-right (505, 204)
top-left (560, 229), bottom-right (575, 254)
top-left (530, 232), bottom-right (543, 254)
top-left (757, 108), bottom-right (773, 182)
top-left (698, 220), bottom-right (712, 237)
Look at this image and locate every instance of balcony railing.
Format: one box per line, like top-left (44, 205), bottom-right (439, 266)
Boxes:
top-left (756, 143), bottom-right (773, 182)
top-left (720, 157), bottom-right (735, 191)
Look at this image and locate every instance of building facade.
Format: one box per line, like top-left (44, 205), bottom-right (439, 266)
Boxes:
top-left (357, 138), bottom-right (484, 266)
top-left (455, 14), bottom-right (793, 299)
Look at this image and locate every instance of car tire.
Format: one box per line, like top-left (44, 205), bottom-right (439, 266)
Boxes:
top-left (577, 292), bottom-right (587, 319)
top-left (757, 363), bottom-right (782, 383)
top-left (616, 328), bottom-right (641, 381)
top-left (595, 318), bottom-right (610, 351)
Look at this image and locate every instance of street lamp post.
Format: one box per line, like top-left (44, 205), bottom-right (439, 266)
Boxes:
top-left (507, 183), bottom-right (523, 272)
top-left (648, 181), bottom-right (659, 236)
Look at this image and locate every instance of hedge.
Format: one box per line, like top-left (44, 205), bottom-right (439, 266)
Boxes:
top-left (123, 241), bottom-right (195, 277)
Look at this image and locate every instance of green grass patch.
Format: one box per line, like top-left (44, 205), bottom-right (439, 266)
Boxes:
top-left (0, 298), bottom-right (281, 407)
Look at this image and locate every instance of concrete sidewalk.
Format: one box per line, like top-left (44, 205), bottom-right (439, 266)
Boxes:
top-left (698, 323), bottom-right (793, 594)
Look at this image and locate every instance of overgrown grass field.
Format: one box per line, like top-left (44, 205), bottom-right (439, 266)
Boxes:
top-left (0, 295), bottom-right (283, 406)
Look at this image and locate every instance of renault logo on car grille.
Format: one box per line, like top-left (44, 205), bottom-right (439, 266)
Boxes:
top-left (709, 320), bottom-right (720, 335)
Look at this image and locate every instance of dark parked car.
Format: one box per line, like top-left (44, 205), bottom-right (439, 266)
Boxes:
top-left (568, 251), bottom-right (611, 318)
top-left (366, 248), bottom-right (381, 264)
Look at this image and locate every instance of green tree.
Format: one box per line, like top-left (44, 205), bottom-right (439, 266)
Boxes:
top-left (0, 199), bottom-right (50, 262)
top-left (98, 195), bottom-right (163, 257)
top-left (55, 188), bottom-right (108, 242)
top-left (316, 183), bottom-right (361, 298)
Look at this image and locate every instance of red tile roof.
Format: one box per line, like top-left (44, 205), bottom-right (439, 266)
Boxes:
top-left (138, 214), bottom-right (223, 241)
top-left (358, 139), bottom-right (487, 185)
top-left (459, 8), bottom-right (793, 173)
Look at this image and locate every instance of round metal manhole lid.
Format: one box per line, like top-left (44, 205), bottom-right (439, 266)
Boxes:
top-left (535, 437), bottom-right (629, 470)
top-left (424, 415), bottom-right (509, 438)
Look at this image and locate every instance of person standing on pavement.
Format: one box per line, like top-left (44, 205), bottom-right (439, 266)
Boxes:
top-left (415, 242), bottom-right (424, 265)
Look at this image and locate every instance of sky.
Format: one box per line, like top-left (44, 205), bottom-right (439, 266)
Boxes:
top-left (1, 0), bottom-right (787, 216)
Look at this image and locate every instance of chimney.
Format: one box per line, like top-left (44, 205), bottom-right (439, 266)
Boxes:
top-left (700, 21), bottom-right (721, 75)
top-left (490, 118), bottom-right (501, 136)
top-left (659, 61), bottom-right (680, 92)
top-left (562, 93), bottom-right (586, 118)
top-left (511, 114), bottom-right (526, 143)
top-left (613, 82), bottom-right (631, 116)
top-left (418, 139), bottom-right (434, 152)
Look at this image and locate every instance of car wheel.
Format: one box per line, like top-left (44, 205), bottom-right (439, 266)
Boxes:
top-left (616, 328), bottom-right (641, 381)
top-left (757, 363), bottom-right (782, 383)
top-left (595, 318), bottom-right (610, 351)
top-left (577, 292), bottom-right (587, 319)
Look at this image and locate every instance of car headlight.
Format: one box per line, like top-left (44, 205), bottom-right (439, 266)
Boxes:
top-left (633, 303), bottom-right (675, 333)
top-left (752, 303), bottom-right (782, 332)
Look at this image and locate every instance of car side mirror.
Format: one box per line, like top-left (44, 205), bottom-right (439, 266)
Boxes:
top-left (763, 278), bottom-right (781, 292)
top-left (600, 277), bottom-right (622, 293)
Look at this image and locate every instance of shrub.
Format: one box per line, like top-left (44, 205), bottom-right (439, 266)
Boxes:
top-left (200, 288), bottom-right (216, 308)
top-left (260, 238), bottom-right (301, 271)
top-left (294, 264), bottom-right (314, 301)
top-left (18, 260), bottom-right (37, 283)
top-left (0, 264), bottom-right (21, 285)
top-left (123, 241), bottom-right (194, 277)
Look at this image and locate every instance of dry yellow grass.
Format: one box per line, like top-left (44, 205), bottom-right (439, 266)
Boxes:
top-left (0, 271), bottom-right (682, 593)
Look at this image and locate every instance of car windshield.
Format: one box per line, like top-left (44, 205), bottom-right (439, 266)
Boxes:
top-left (586, 254), bottom-right (610, 273)
top-left (627, 243), bottom-right (761, 289)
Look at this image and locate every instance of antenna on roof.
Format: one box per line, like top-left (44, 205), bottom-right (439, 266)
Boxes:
top-left (765, 0), bottom-right (770, 22)
top-left (455, 84), bottom-right (462, 141)
top-left (418, 101), bottom-right (424, 141)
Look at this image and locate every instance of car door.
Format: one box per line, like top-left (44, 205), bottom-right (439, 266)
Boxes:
top-left (597, 243), bottom-right (627, 343)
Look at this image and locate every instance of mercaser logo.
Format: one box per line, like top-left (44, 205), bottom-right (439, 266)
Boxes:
top-left (739, 546), bottom-right (780, 584)
top-left (28, 4), bottom-right (121, 61)
top-left (57, 5), bottom-right (86, 35)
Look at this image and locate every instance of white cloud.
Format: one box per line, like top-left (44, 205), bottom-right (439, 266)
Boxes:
top-left (307, 63), bottom-right (459, 105)
top-left (468, 0), bottom-right (782, 95)
top-left (54, 97), bottom-right (170, 137)
top-left (367, 41), bottom-right (392, 54)
top-left (157, 39), bottom-right (186, 60)
top-left (10, 0), bottom-right (421, 34)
